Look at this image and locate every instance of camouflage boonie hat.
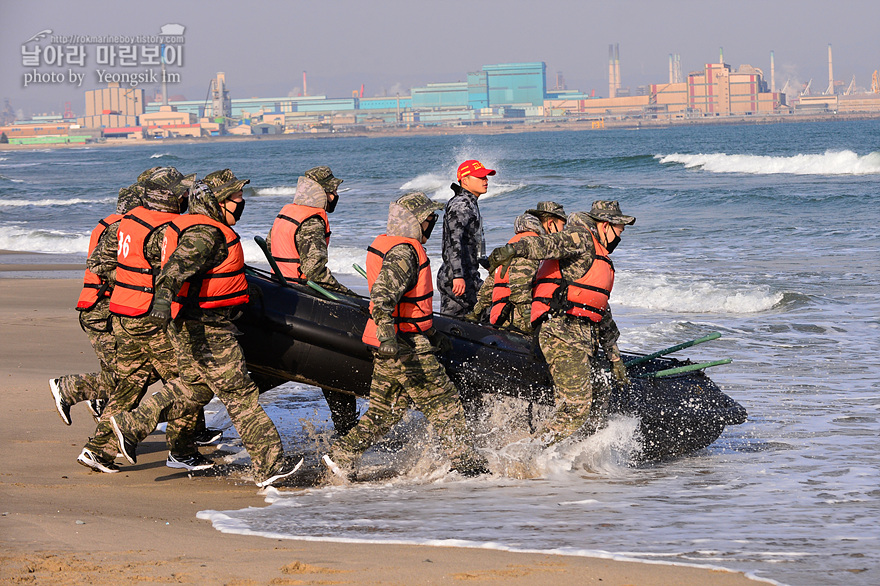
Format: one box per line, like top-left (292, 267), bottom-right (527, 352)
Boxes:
top-left (142, 167), bottom-right (190, 197)
top-left (525, 201), bottom-right (567, 221)
top-left (116, 184), bottom-right (144, 214)
top-left (136, 167), bottom-right (161, 184)
top-left (394, 191), bottom-right (444, 224)
top-left (204, 168), bottom-right (250, 202)
top-left (586, 200), bottom-right (635, 225)
top-left (304, 166), bottom-right (343, 192)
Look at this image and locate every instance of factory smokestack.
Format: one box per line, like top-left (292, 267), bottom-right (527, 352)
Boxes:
top-left (826, 44), bottom-right (834, 95)
top-left (608, 44), bottom-right (616, 98)
top-left (719, 46), bottom-right (724, 64)
top-left (614, 44), bottom-right (621, 95)
top-left (303, 71), bottom-right (308, 97)
top-left (770, 50), bottom-right (776, 93)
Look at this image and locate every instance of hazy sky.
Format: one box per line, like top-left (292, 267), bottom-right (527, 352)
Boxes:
top-left (3, 0), bottom-right (879, 115)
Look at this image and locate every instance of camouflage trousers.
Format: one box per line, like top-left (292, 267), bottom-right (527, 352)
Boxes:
top-left (85, 315), bottom-right (202, 460)
top-left (537, 314), bottom-right (612, 444)
top-left (111, 317), bottom-right (283, 483)
top-left (330, 343), bottom-right (484, 472)
top-left (57, 307), bottom-right (116, 406)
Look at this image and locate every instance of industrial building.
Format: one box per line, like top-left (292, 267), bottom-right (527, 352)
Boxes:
top-left (547, 60), bottom-right (784, 119)
top-left (5, 51), bottom-right (880, 143)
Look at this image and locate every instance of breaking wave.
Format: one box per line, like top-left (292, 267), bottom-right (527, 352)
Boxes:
top-left (0, 196), bottom-right (114, 208)
top-left (0, 226), bottom-right (90, 254)
top-left (254, 186), bottom-right (297, 197)
top-left (656, 150), bottom-right (880, 175)
top-left (149, 152), bottom-right (179, 159)
top-left (614, 271), bottom-right (784, 314)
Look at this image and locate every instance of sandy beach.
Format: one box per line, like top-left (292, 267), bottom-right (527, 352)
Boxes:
top-left (0, 273), bottom-right (759, 585)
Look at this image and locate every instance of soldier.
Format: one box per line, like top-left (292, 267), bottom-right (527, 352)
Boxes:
top-left (487, 201), bottom-right (635, 445)
top-left (109, 171), bottom-right (303, 488)
top-left (322, 192), bottom-right (489, 481)
top-left (76, 167), bottom-right (209, 474)
top-left (468, 203), bottom-right (567, 333)
top-left (267, 165), bottom-right (358, 436)
top-left (49, 178), bottom-right (151, 426)
top-left (437, 159), bottom-right (495, 317)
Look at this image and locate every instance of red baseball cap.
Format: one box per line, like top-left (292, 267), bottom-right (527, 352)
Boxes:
top-left (457, 160), bottom-right (496, 181)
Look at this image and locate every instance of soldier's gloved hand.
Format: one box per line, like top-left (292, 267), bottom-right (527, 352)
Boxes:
top-left (145, 298), bottom-right (172, 329)
top-left (610, 360), bottom-right (630, 386)
top-left (338, 285), bottom-right (358, 297)
top-left (427, 328), bottom-right (453, 354)
top-left (376, 337), bottom-right (400, 359)
top-left (478, 256), bottom-right (490, 270)
top-left (463, 311), bottom-right (480, 323)
top-left (488, 244), bottom-right (517, 279)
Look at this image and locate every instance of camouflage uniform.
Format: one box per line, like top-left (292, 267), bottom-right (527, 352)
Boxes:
top-left (437, 183), bottom-right (485, 316)
top-left (85, 168), bottom-right (203, 461)
top-left (266, 168), bottom-right (353, 296)
top-left (267, 166), bottom-right (358, 434)
top-left (471, 212), bottom-right (545, 333)
top-left (329, 192), bottom-right (488, 476)
top-left (110, 172), bottom-right (289, 484)
top-left (55, 185), bottom-right (146, 409)
top-left (488, 203), bottom-right (634, 444)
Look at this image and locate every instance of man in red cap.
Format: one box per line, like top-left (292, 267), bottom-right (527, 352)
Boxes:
top-left (437, 159), bottom-right (496, 317)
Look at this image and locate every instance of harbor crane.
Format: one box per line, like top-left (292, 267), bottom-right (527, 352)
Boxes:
top-left (801, 79), bottom-right (813, 96)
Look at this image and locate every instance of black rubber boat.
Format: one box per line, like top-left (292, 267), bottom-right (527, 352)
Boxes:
top-left (235, 266), bottom-right (747, 462)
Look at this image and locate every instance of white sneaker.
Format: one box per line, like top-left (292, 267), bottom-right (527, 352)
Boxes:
top-left (77, 448), bottom-right (119, 473)
top-left (321, 454), bottom-right (347, 479)
top-left (256, 457), bottom-right (304, 488)
top-left (49, 378), bottom-right (71, 425)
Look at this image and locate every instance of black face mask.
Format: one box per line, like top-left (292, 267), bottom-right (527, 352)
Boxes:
top-left (422, 214), bottom-right (438, 240)
top-left (604, 225), bottom-right (621, 253)
top-left (227, 199), bottom-right (246, 223)
top-left (325, 192), bottom-right (339, 214)
top-left (178, 196), bottom-right (188, 214)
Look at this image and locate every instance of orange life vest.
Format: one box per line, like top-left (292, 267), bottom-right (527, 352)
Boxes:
top-left (269, 204), bottom-right (330, 282)
top-left (361, 234), bottom-right (434, 347)
top-left (531, 231), bottom-right (614, 324)
top-left (76, 213), bottom-right (123, 310)
top-left (489, 230), bottom-right (539, 325)
top-left (108, 207), bottom-right (178, 317)
top-left (161, 215), bottom-right (249, 318)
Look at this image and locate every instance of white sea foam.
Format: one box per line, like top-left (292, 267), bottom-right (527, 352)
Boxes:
top-left (0, 175), bottom-right (25, 183)
top-left (614, 271), bottom-right (784, 314)
top-left (254, 186), bottom-right (297, 197)
top-left (149, 152), bottom-right (178, 159)
top-left (0, 197), bottom-right (114, 208)
top-left (656, 149), bottom-right (880, 175)
top-left (0, 226), bottom-right (89, 254)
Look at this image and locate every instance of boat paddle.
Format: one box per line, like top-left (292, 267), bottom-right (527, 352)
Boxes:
top-left (637, 358), bottom-right (732, 378)
top-left (253, 236), bottom-right (289, 286)
top-left (352, 263), bottom-right (368, 280)
top-left (306, 280), bottom-right (339, 301)
top-left (624, 332), bottom-right (722, 367)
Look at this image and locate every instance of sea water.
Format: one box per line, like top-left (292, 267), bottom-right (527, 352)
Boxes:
top-left (2, 121), bottom-right (878, 585)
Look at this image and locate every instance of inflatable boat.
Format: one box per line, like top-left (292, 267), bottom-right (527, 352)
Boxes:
top-left (235, 266), bottom-right (747, 462)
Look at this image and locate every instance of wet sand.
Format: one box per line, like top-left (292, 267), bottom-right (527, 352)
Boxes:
top-left (0, 274), bottom-right (760, 585)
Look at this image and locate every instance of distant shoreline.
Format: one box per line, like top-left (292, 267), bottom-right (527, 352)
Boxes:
top-left (2, 111), bottom-right (879, 151)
